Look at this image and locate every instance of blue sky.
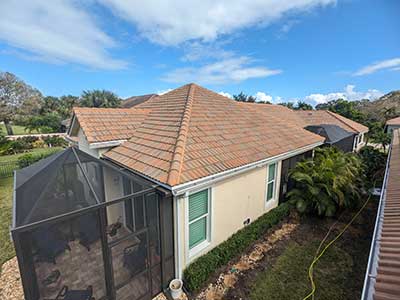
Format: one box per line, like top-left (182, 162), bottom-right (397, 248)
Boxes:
top-left (0, 0), bottom-right (399, 105)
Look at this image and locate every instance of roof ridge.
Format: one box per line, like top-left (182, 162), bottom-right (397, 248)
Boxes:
top-left (166, 84), bottom-right (196, 186)
top-left (73, 107), bottom-right (150, 113)
top-left (325, 110), bottom-right (359, 132)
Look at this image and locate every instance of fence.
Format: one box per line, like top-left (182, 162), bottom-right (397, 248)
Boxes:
top-left (0, 159), bottom-right (18, 178)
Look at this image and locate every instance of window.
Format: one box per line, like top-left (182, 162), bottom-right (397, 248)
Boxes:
top-left (266, 163), bottom-right (277, 201)
top-left (188, 189), bottom-right (210, 251)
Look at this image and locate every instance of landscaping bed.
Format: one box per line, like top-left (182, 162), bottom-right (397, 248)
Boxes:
top-left (225, 198), bottom-right (378, 300)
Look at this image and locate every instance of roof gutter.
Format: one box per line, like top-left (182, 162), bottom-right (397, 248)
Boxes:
top-left (361, 139), bottom-right (392, 300)
top-left (171, 141), bottom-right (323, 196)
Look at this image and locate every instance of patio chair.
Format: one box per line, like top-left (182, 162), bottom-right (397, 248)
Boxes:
top-left (44, 285), bottom-right (94, 300)
top-left (123, 240), bottom-right (147, 277)
top-left (32, 226), bottom-right (71, 264)
top-left (77, 213), bottom-right (100, 251)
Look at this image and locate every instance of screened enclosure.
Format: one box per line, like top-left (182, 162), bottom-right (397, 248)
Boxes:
top-left (11, 147), bottom-right (175, 300)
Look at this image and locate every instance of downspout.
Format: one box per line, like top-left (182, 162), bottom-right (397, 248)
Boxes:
top-left (174, 195), bottom-right (183, 279)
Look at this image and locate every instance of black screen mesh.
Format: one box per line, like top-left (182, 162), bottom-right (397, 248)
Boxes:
top-left (15, 148), bottom-right (105, 227)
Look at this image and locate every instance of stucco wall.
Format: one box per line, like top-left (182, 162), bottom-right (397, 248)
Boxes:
top-left (76, 128), bottom-right (124, 225)
top-left (76, 128), bottom-right (110, 158)
top-left (77, 128), bottom-right (99, 158)
top-left (177, 160), bottom-right (282, 270)
top-left (103, 167), bottom-right (125, 225)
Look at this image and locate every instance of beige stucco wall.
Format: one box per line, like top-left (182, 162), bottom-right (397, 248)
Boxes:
top-left (77, 128), bottom-right (110, 158)
top-left (103, 167), bottom-right (125, 225)
top-left (177, 160), bottom-right (282, 271)
top-left (77, 128), bottom-right (99, 157)
top-left (76, 127), bottom-right (125, 225)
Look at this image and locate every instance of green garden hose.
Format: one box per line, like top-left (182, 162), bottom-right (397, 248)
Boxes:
top-left (303, 195), bottom-right (372, 300)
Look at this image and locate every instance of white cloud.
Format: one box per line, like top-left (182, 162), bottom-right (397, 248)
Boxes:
top-left (0, 0), bottom-right (126, 69)
top-left (255, 92), bottom-right (273, 103)
top-left (220, 91), bottom-right (281, 103)
top-left (353, 57), bottom-right (400, 76)
top-left (162, 56), bottom-right (281, 84)
top-left (181, 41), bottom-right (234, 62)
top-left (157, 88), bottom-right (173, 95)
top-left (305, 84), bottom-right (383, 104)
top-left (218, 91), bottom-right (232, 98)
top-left (99, 0), bottom-right (336, 46)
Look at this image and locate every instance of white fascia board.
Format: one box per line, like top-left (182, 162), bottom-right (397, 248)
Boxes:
top-left (89, 140), bottom-right (127, 149)
top-left (171, 141), bottom-right (323, 196)
top-left (66, 115), bottom-right (76, 136)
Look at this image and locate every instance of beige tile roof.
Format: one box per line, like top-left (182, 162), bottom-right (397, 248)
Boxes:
top-left (386, 116), bottom-right (400, 126)
top-left (294, 110), bottom-right (369, 133)
top-left (372, 129), bottom-right (400, 300)
top-left (72, 107), bottom-right (150, 143)
top-left (121, 94), bottom-right (158, 108)
top-left (103, 84), bottom-right (324, 186)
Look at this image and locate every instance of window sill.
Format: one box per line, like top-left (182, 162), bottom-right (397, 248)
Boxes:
top-left (265, 197), bottom-right (278, 211)
top-left (188, 239), bottom-right (210, 260)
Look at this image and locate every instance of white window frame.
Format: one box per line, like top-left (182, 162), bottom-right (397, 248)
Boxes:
top-left (186, 188), bottom-right (212, 259)
top-left (266, 162), bottom-right (277, 202)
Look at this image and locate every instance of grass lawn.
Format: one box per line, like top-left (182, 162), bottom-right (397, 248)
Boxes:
top-left (0, 147), bottom-right (63, 163)
top-left (250, 241), bottom-right (353, 300)
top-left (0, 123), bottom-right (39, 135)
top-left (0, 177), bottom-right (15, 271)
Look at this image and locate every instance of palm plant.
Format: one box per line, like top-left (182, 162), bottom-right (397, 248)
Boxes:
top-left (80, 90), bottom-right (121, 108)
top-left (288, 147), bottom-right (363, 217)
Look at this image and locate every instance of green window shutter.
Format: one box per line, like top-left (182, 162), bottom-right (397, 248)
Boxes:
top-left (268, 163), bottom-right (276, 181)
top-left (189, 218), bottom-right (207, 249)
top-left (267, 182), bottom-right (274, 200)
top-left (189, 190), bottom-right (208, 222)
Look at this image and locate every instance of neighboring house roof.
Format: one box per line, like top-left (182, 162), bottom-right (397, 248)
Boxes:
top-left (386, 116), bottom-right (400, 126)
top-left (238, 102), bottom-right (307, 127)
top-left (294, 110), bottom-right (369, 134)
top-left (103, 84), bottom-right (324, 186)
top-left (362, 129), bottom-right (400, 300)
top-left (71, 107), bottom-right (150, 143)
top-left (305, 124), bottom-right (354, 144)
top-left (121, 94), bottom-right (158, 108)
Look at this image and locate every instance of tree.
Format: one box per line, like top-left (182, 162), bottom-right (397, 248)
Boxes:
top-left (80, 90), bottom-right (121, 108)
top-left (288, 147), bottom-right (363, 217)
top-left (370, 131), bottom-right (391, 152)
top-left (39, 96), bottom-right (60, 115)
top-left (278, 101), bottom-right (313, 110)
top-left (24, 112), bottom-right (62, 133)
top-left (358, 146), bottom-right (387, 187)
top-left (59, 95), bottom-right (79, 119)
top-left (279, 102), bottom-right (295, 109)
top-left (296, 101), bottom-right (313, 110)
top-left (315, 98), bottom-right (366, 123)
top-left (0, 72), bottom-right (42, 134)
top-left (233, 92), bottom-right (256, 103)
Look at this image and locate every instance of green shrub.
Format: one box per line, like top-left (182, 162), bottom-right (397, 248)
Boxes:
top-left (43, 135), bottom-right (68, 147)
top-left (183, 202), bottom-right (290, 292)
top-left (17, 149), bottom-right (60, 168)
top-left (0, 136), bottom-right (40, 155)
top-left (358, 146), bottom-right (387, 187)
top-left (288, 147), bottom-right (363, 217)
